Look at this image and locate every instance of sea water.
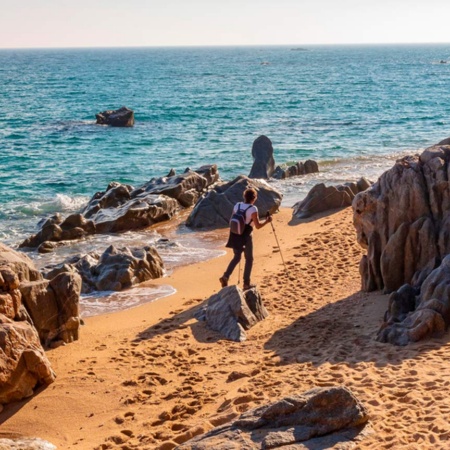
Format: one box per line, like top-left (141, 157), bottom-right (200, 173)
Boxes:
top-left (2, 44), bottom-right (450, 314)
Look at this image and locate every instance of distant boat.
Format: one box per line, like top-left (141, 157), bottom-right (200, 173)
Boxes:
top-left (260, 61), bottom-right (270, 66)
top-left (439, 60), bottom-right (448, 64)
top-left (291, 48), bottom-right (308, 51)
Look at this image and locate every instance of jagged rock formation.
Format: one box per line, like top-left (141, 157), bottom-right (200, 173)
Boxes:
top-left (248, 135), bottom-right (275, 179)
top-left (377, 254), bottom-right (450, 345)
top-left (178, 386), bottom-right (369, 449)
top-left (293, 177), bottom-right (371, 219)
top-left (194, 285), bottom-right (268, 341)
top-left (44, 245), bottom-right (164, 293)
top-left (0, 245), bottom-right (57, 405)
top-left (0, 242), bottom-right (81, 348)
top-left (20, 165), bottom-right (219, 249)
top-left (186, 175), bottom-right (282, 229)
top-left (272, 159), bottom-right (319, 179)
top-left (353, 144), bottom-right (450, 293)
top-left (95, 106), bottom-right (135, 127)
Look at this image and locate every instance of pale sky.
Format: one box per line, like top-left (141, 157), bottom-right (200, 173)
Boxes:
top-left (1, 0), bottom-right (450, 48)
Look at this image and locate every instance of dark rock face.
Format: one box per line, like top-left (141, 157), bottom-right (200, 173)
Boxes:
top-left (20, 165), bottom-right (219, 249)
top-left (353, 145), bottom-right (450, 293)
top-left (377, 254), bottom-right (450, 345)
top-left (54, 245), bottom-right (165, 293)
top-left (178, 386), bottom-right (369, 449)
top-left (249, 135), bottom-right (276, 179)
top-left (272, 159), bottom-right (319, 179)
top-left (293, 177), bottom-right (371, 219)
top-left (194, 286), bottom-right (268, 341)
top-left (0, 244), bottom-right (57, 405)
top-left (95, 106), bottom-right (135, 127)
top-left (186, 175), bottom-right (282, 229)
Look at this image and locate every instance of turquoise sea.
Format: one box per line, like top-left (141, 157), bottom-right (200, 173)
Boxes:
top-left (2, 44), bottom-right (450, 313)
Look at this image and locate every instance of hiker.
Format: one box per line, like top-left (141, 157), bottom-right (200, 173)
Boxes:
top-left (219, 187), bottom-right (273, 290)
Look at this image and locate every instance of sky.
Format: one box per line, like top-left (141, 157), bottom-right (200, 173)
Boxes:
top-left (1, 0), bottom-right (450, 49)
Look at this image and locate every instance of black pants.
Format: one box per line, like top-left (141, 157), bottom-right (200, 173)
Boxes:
top-left (224, 234), bottom-right (253, 285)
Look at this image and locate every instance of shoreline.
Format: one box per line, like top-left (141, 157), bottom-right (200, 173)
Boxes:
top-left (2, 206), bottom-right (450, 449)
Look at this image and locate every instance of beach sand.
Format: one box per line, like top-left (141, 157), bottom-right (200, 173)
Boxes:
top-left (2, 207), bottom-right (450, 449)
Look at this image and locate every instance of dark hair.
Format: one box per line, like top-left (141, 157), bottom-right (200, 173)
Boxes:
top-left (244, 188), bottom-right (257, 203)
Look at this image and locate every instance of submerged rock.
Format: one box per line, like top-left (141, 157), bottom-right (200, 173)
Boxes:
top-left (272, 159), bottom-right (319, 179)
top-left (95, 106), bottom-right (135, 127)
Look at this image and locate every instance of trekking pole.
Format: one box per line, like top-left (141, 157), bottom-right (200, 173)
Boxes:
top-left (267, 212), bottom-right (289, 277)
top-left (237, 260), bottom-right (241, 285)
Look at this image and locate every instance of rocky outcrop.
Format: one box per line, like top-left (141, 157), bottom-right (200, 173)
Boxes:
top-left (293, 177), bottom-right (371, 219)
top-left (249, 135), bottom-right (276, 179)
top-left (179, 386), bottom-right (369, 449)
top-left (194, 286), bottom-right (268, 341)
top-left (272, 159), bottom-right (319, 179)
top-left (0, 245), bottom-right (57, 405)
top-left (46, 245), bottom-right (164, 293)
top-left (0, 242), bottom-right (81, 347)
top-left (353, 144), bottom-right (450, 293)
top-left (186, 175), bottom-right (282, 229)
top-left (377, 254), bottom-right (450, 345)
top-left (95, 106), bottom-right (135, 127)
top-left (20, 165), bottom-right (219, 249)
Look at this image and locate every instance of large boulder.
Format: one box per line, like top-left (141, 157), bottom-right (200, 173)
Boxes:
top-left (0, 246), bottom-right (56, 405)
top-left (353, 144), bottom-right (450, 293)
top-left (178, 386), bottom-right (368, 449)
top-left (20, 166), bottom-right (219, 249)
top-left (377, 254), bottom-right (450, 345)
top-left (95, 106), bottom-right (135, 127)
top-left (293, 178), bottom-right (371, 219)
top-left (52, 244), bottom-right (165, 293)
top-left (249, 135), bottom-right (276, 179)
top-left (194, 286), bottom-right (268, 341)
top-left (0, 242), bottom-right (81, 347)
top-left (186, 175), bottom-right (282, 229)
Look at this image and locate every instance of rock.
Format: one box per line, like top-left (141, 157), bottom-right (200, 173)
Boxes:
top-left (377, 254), bottom-right (450, 345)
top-left (186, 175), bottom-right (282, 229)
top-left (383, 284), bottom-right (419, 323)
top-left (65, 245), bottom-right (164, 293)
top-left (0, 313), bottom-right (56, 405)
top-left (178, 386), bottom-right (369, 449)
top-left (248, 135), bottom-right (276, 179)
top-left (272, 159), bottom-right (319, 180)
top-left (194, 286), bottom-right (268, 341)
top-left (20, 166), bottom-right (219, 248)
top-left (353, 144), bottom-right (450, 293)
top-left (95, 106), bottom-right (135, 127)
top-left (293, 177), bottom-right (371, 219)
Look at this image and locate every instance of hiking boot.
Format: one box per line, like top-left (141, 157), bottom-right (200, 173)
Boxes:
top-left (243, 283), bottom-right (256, 290)
top-left (219, 276), bottom-right (229, 288)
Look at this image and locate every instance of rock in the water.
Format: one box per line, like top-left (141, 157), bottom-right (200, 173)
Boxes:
top-left (377, 254), bottom-right (450, 345)
top-left (249, 135), bottom-right (276, 179)
top-left (178, 386), bottom-right (369, 449)
top-left (353, 144), bottom-right (450, 293)
top-left (186, 175), bottom-right (282, 229)
top-left (272, 159), bottom-right (319, 180)
top-left (61, 244), bottom-right (164, 293)
top-left (95, 106), bottom-right (135, 127)
top-left (195, 286), bottom-right (268, 341)
top-left (20, 166), bottom-right (219, 249)
top-left (293, 177), bottom-right (371, 219)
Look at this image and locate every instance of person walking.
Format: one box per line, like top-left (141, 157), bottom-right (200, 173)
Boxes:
top-left (219, 187), bottom-right (272, 290)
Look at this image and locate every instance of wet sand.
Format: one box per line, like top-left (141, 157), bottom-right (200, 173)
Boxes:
top-left (2, 207), bottom-right (450, 449)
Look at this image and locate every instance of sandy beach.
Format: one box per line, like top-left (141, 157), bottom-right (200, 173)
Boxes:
top-left (2, 206), bottom-right (450, 449)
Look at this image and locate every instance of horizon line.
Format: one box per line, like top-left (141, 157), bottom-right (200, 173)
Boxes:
top-left (1, 41), bottom-right (450, 51)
